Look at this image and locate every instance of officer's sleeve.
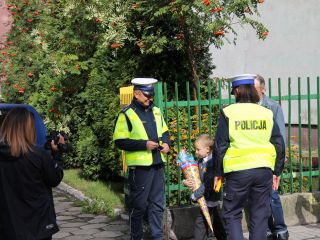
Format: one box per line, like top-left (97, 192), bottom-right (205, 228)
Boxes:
top-left (213, 110), bottom-right (230, 176)
top-left (274, 105), bottom-right (286, 148)
top-left (270, 119), bottom-right (286, 176)
top-left (113, 113), bottom-right (147, 151)
top-left (161, 131), bottom-right (171, 146)
top-left (193, 184), bottom-right (205, 200)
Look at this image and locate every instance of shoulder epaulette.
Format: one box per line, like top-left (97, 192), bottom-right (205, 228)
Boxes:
top-left (121, 104), bottom-right (132, 113)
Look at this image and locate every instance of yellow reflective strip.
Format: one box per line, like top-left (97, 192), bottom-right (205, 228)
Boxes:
top-left (226, 148), bottom-right (275, 156)
top-left (125, 151), bottom-right (153, 166)
top-left (224, 156), bottom-right (275, 173)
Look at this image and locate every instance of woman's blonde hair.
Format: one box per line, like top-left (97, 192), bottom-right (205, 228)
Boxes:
top-left (195, 134), bottom-right (214, 151)
top-left (0, 108), bottom-right (36, 157)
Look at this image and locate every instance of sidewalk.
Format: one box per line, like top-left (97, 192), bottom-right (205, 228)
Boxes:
top-left (53, 187), bottom-right (320, 240)
top-left (52, 188), bottom-right (130, 240)
top-left (243, 224), bottom-right (320, 240)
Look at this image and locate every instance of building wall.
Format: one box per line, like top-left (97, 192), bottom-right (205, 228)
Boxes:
top-left (0, 0), bottom-right (12, 49)
top-left (210, 0), bottom-right (320, 125)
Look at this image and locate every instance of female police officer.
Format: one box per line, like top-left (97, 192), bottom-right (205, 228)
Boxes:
top-left (213, 74), bottom-right (285, 240)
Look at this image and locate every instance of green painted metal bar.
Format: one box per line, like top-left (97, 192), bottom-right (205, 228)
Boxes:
top-left (163, 82), bottom-right (170, 204)
top-left (270, 94), bottom-right (318, 101)
top-left (218, 80), bottom-right (222, 110)
top-left (268, 78), bottom-right (272, 97)
top-left (278, 78), bottom-right (282, 106)
top-left (307, 77), bottom-right (312, 191)
top-left (167, 184), bottom-right (190, 191)
top-left (208, 81), bottom-right (213, 139)
top-left (163, 94), bottom-right (318, 109)
top-left (187, 82), bottom-right (192, 151)
top-left (155, 81), bottom-right (163, 110)
top-left (282, 170), bottom-right (320, 179)
top-left (197, 80), bottom-right (202, 132)
top-left (186, 81), bottom-right (192, 205)
top-left (164, 99), bottom-right (234, 108)
top-left (298, 77), bottom-right (303, 192)
top-left (287, 78), bottom-right (293, 193)
top-left (318, 77), bottom-right (320, 191)
top-left (228, 81), bottom-right (232, 105)
top-left (279, 78), bottom-right (285, 190)
top-left (174, 82), bottom-right (182, 205)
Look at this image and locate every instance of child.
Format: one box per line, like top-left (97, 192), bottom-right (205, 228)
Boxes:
top-left (183, 134), bottom-right (227, 240)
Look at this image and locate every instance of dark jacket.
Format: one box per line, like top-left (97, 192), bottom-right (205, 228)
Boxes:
top-left (0, 145), bottom-right (63, 240)
top-left (193, 154), bottom-right (221, 206)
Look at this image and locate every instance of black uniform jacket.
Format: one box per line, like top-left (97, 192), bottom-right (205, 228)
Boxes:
top-left (0, 144), bottom-right (63, 240)
top-left (214, 108), bottom-right (286, 177)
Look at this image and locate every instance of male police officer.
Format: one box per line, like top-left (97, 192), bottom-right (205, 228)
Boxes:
top-left (213, 74), bottom-right (286, 240)
top-left (255, 75), bottom-right (289, 240)
top-left (113, 78), bottom-right (170, 240)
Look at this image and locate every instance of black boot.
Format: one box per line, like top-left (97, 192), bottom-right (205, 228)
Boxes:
top-left (267, 232), bottom-right (275, 240)
top-left (277, 231), bottom-right (289, 240)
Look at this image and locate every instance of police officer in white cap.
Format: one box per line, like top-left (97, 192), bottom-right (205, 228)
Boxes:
top-left (113, 78), bottom-right (170, 240)
top-left (213, 74), bottom-right (285, 240)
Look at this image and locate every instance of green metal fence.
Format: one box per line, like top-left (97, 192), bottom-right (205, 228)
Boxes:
top-left (154, 77), bottom-right (320, 207)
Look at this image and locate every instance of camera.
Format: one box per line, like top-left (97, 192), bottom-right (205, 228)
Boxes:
top-left (45, 130), bottom-right (71, 153)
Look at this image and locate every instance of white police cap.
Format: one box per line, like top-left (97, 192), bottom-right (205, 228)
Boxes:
top-left (229, 74), bottom-right (257, 94)
top-left (131, 78), bottom-right (158, 86)
top-left (131, 78), bottom-right (158, 97)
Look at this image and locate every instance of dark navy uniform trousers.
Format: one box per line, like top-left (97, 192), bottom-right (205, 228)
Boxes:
top-left (128, 164), bottom-right (164, 240)
top-left (222, 168), bottom-right (272, 240)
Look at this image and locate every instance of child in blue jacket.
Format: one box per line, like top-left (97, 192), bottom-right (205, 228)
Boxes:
top-left (183, 134), bottom-right (227, 240)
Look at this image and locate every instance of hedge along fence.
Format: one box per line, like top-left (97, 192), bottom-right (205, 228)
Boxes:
top-left (153, 77), bottom-right (320, 207)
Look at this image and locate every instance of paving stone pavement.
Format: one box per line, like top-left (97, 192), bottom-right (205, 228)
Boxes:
top-left (53, 188), bottom-right (320, 240)
top-left (53, 188), bottom-right (130, 240)
top-left (243, 224), bottom-right (320, 240)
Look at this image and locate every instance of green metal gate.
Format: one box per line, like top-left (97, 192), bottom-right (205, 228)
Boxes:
top-left (153, 77), bottom-right (320, 207)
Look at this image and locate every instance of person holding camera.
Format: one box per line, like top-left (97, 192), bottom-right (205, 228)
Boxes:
top-left (0, 108), bottom-right (65, 240)
top-left (113, 78), bottom-right (170, 240)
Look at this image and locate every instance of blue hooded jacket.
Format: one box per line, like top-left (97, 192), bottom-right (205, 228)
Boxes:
top-left (0, 104), bottom-right (47, 147)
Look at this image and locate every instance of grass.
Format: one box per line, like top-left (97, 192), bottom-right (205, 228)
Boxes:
top-left (62, 169), bottom-right (125, 217)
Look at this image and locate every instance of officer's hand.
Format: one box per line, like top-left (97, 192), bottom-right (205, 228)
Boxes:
top-left (160, 143), bottom-right (170, 154)
top-left (146, 141), bottom-right (159, 150)
top-left (182, 179), bottom-right (194, 190)
top-left (273, 175), bottom-right (280, 190)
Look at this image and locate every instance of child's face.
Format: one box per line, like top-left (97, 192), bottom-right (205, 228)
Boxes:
top-left (195, 142), bottom-right (210, 159)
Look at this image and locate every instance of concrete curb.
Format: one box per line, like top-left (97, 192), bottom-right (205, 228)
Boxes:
top-left (56, 182), bottom-right (123, 216)
top-left (57, 182), bottom-right (92, 202)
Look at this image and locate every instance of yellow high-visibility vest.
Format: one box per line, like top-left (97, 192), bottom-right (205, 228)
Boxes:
top-left (113, 106), bottom-right (168, 166)
top-left (223, 103), bottom-right (276, 173)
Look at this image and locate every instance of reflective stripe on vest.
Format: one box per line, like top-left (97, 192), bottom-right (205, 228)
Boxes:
top-left (223, 103), bottom-right (276, 173)
top-left (113, 106), bottom-right (168, 166)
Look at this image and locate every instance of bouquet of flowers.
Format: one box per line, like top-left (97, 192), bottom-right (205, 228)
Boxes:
top-left (177, 149), bottom-right (213, 232)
